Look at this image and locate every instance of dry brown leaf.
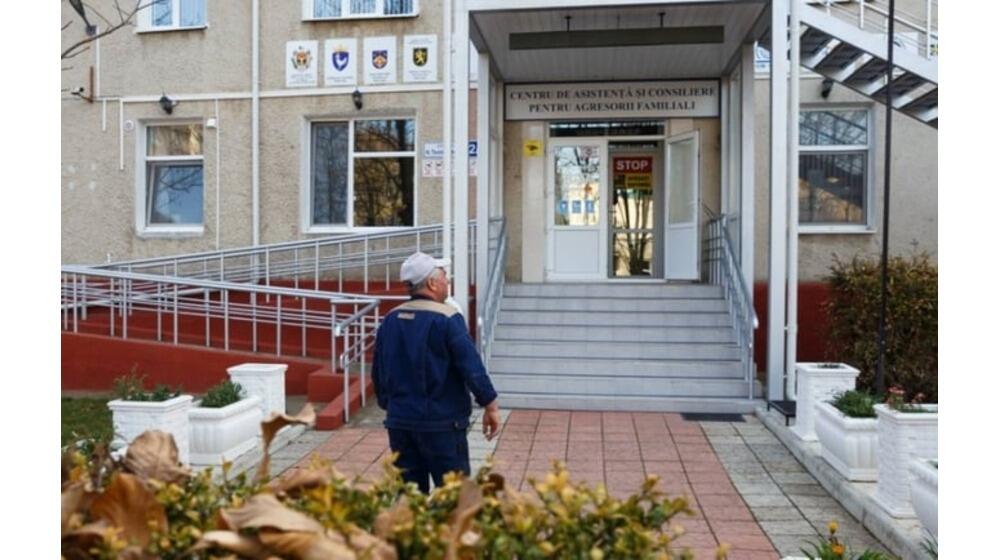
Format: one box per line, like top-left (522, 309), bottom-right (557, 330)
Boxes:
top-left (62, 482), bottom-right (88, 536)
top-left (344, 525), bottom-right (398, 560)
top-left (484, 472), bottom-right (505, 496)
top-left (89, 472), bottom-right (167, 548)
top-left (268, 467), bottom-right (331, 497)
top-left (62, 520), bottom-right (111, 560)
top-left (373, 496), bottom-right (413, 539)
top-left (190, 530), bottom-right (271, 559)
top-left (257, 403), bottom-right (317, 481)
top-left (258, 529), bottom-right (356, 560)
top-left (123, 431), bottom-right (190, 484)
top-left (445, 479), bottom-right (485, 560)
top-left (116, 545), bottom-right (156, 560)
top-left (219, 493), bottom-right (325, 533)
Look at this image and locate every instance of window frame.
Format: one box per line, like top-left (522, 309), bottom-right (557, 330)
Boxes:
top-left (302, 116), bottom-right (419, 234)
top-left (798, 105), bottom-right (876, 234)
top-left (135, 121), bottom-right (206, 237)
top-left (301, 0), bottom-right (420, 21)
top-left (136, 0), bottom-right (209, 33)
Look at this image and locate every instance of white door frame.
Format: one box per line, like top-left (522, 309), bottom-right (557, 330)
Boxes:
top-left (664, 129), bottom-right (701, 281)
top-left (545, 137), bottom-right (610, 281)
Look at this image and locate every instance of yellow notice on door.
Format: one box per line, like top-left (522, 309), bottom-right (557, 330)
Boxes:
top-left (523, 139), bottom-right (543, 157)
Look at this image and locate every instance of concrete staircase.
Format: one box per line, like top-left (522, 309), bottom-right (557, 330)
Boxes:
top-left (489, 283), bottom-right (760, 413)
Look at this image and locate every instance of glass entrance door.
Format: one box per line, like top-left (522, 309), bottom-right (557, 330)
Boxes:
top-left (610, 144), bottom-right (659, 277)
top-left (546, 139), bottom-right (607, 280)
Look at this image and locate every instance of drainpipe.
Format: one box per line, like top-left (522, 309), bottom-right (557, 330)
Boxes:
top-left (786, 0), bottom-right (801, 399)
top-left (442, 0), bottom-right (453, 286)
top-left (251, 0), bottom-right (261, 247)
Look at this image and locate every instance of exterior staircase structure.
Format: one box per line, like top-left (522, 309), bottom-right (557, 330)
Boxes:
top-left (770, 0), bottom-right (938, 127)
top-left (489, 283), bottom-right (760, 413)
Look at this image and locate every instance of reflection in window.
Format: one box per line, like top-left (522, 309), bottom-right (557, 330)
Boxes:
top-left (350, 0), bottom-right (377, 14)
top-left (614, 232), bottom-right (653, 276)
top-left (311, 123), bottom-right (349, 225)
top-left (147, 164), bottom-right (204, 224)
top-left (554, 146), bottom-right (601, 227)
top-left (354, 119), bottom-right (415, 152)
top-left (314, 0), bottom-right (342, 18)
top-left (799, 108), bottom-right (870, 226)
top-left (150, 0), bottom-right (205, 27)
top-left (353, 158), bottom-right (415, 226)
top-left (384, 0), bottom-right (414, 14)
top-left (799, 153), bottom-right (866, 224)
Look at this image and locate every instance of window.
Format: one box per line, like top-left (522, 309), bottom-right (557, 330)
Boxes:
top-left (309, 119), bottom-right (416, 229)
top-left (798, 108), bottom-right (872, 229)
top-left (305, 0), bottom-right (417, 20)
top-left (139, 0), bottom-right (207, 31)
top-left (142, 124), bottom-right (204, 231)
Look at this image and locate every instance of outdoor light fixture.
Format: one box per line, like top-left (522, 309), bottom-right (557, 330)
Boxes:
top-left (68, 0), bottom-right (98, 36)
top-left (159, 94), bottom-right (179, 115)
top-left (352, 89), bottom-right (363, 110)
top-left (821, 78), bottom-right (834, 99)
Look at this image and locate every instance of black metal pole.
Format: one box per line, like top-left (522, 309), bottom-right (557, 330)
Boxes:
top-left (876, 0), bottom-right (896, 396)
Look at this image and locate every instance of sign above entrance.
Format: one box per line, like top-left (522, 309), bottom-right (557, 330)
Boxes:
top-left (505, 80), bottom-right (719, 121)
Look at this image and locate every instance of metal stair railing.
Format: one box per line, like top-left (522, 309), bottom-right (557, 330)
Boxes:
top-left (95, 222), bottom-right (479, 297)
top-left (61, 265), bottom-right (380, 422)
top-left (477, 217), bottom-right (507, 365)
top-left (707, 216), bottom-right (759, 399)
top-left (810, 0), bottom-right (937, 60)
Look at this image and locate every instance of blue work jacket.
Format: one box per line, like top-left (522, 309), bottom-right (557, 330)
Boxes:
top-left (372, 296), bottom-right (498, 432)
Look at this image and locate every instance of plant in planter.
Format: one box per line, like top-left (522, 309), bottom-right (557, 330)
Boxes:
top-left (188, 380), bottom-right (262, 466)
top-left (815, 390), bottom-right (879, 481)
top-left (107, 371), bottom-right (192, 463)
top-left (873, 386), bottom-right (938, 518)
top-left (910, 458), bottom-right (938, 539)
top-left (791, 362), bottom-right (860, 442)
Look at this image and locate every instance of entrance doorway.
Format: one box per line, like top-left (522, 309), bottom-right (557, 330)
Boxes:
top-left (545, 122), bottom-right (700, 281)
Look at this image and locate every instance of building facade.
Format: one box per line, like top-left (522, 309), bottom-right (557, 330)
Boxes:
top-left (61, 0), bottom-right (938, 404)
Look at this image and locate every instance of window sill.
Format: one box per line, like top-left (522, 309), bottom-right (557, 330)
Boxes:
top-left (136, 24), bottom-right (209, 34)
top-left (138, 226), bottom-right (205, 239)
top-left (798, 225), bottom-right (874, 235)
top-left (303, 14), bottom-right (418, 22)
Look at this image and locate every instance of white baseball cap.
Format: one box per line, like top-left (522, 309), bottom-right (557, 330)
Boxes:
top-left (400, 252), bottom-right (450, 285)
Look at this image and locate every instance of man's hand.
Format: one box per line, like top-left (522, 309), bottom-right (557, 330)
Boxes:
top-left (482, 400), bottom-right (501, 441)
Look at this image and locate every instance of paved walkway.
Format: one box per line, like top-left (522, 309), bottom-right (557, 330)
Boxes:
top-left (278, 407), bottom-right (888, 559)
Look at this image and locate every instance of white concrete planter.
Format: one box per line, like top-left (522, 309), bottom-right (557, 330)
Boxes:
top-left (910, 458), bottom-right (938, 538)
top-left (790, 362), bottom-right (860, 442)
top-left (188, 395), bottom-right (263, 466)
top-left (108, 394), bottom-right (194, 464)
top-left (814, 401), bottom-right (878, 481)
top-left (873, 404), bottom-right (938, 518)
top-left (227, 363), bottom-right (287, 419)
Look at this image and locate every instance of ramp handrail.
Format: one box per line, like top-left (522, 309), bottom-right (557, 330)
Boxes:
top-left (707, 216), bottom-right (759, 399)
top-left (477, 217), bottom-right (507, 364)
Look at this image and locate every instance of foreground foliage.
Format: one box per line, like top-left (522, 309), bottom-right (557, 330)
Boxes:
top-left (62, 405), bottom-right (714, 559)
top-left (800, 522), bottom-right (895, 560)
top-left (824, 254), bottom-right (937, 401)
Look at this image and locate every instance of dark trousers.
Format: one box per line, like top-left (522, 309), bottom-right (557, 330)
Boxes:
top-left (387, 428), bottom-right (470, 493)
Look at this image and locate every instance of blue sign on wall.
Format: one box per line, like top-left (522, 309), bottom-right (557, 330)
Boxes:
top-left (571, 200), bottom-right (582, 214)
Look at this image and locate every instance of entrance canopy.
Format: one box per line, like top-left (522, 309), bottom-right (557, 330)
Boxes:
top-left (471, 1), bottom-right (767, 82)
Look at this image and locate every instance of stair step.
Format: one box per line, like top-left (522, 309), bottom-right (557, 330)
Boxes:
top-left (491, 340), bottom-right (741, 360)
top-left (500, 393), bottom-right (762, 413)
top-left (494, 324), bottom-right (735, 343)
top-left (503, 283), bottom-right (723, 299)
top-left (800, 26), bottom-right (833, 57)
top-left (871, 72), bottom-right (926, 101)
top-left (489, 356), bottom-right (744, 378)
top-left (497, 310), bottom-right (731, 327)
top-left (844, 57), bottom-right (890, 86)
top-left (490, 373), bottom-right (749, 398)
top-left (815, 42), bottom-right (864, 72)
top-left (501, 297), bottom-right (727, 313)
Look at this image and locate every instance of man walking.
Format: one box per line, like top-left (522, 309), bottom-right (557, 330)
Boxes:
top-left (372, 252), bottom-right (502, 493)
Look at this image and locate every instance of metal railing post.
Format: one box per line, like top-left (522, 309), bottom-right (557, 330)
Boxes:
top-left (223, 289), bottom-right (230, 350)
top-left (173, 281), bottom-right (179, 344)
top-left (109, 277), bottom-right (115, 337)
top-left (72, 274), bottom-right (80, 333)
top-left (122, 274), bottom-right (128, 339)
top-left (252, 292), bottom-right (258, 352)
top-left (314, 241), bottom-right (320, 291)
top-left (363, 238), bottom-right (369, 293)
top-left (276, 294), bottom-right (283, 356)
top-left (301, 297), bottom-right (307, 357)
top-left (81, 277), bottom-right (88, 320)
top-left (204, 289), bottom-right (210, 347)
top-left (338, 244), bottom-right (343, 292)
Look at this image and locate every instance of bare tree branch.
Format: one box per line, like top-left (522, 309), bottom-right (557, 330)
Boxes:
top-left (63, 20), bottom-right (73, 31)
top-left (63, 46), bottom-right (91, 60)
top-left (62, 0), bottom-right (154, 60)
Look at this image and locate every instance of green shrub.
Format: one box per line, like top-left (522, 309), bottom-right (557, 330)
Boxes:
top-left (830, 390), bottom-right (878, 418)
top-left (801, 521), bottom-right (896, 559)
top-left (199, 380), bottom-right (244, 408)
top-left (112, 368), bottom-right (182, 402)
top-left (824, 254), bottom-right (937, 402)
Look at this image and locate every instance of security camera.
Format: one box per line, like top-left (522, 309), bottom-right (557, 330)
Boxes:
top-left (71, 86), bottom-right (86, 95)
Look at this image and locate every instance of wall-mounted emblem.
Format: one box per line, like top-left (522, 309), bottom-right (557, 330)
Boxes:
top-left (372, 49), bottom-right (389, 70)
top-left (403, 35), bottom-right (437, 83)
top-left (364, 37), bottom-right (396, 85)
top-left (324, 39), bottom-right (356, 86)
top-left (286, 41), bottom-right (318, 88)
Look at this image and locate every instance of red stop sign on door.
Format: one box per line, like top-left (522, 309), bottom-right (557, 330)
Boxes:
top-left (614, 156), bottom-right (652, 173)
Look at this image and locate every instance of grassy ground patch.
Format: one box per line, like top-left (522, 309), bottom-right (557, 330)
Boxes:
top-left (61, 396), bottom-right (112, 447)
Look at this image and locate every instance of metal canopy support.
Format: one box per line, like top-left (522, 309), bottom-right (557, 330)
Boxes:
top-left (454, 0), bottom-right (471, 318)
top-left (740, 43), bottom-right (755, 290)
top-left (767, 0), bottom-right (790, 402)
top-left (786, 0), bottom-right (801, 398)
top-left (476, 50), bottom-right (491, 328)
